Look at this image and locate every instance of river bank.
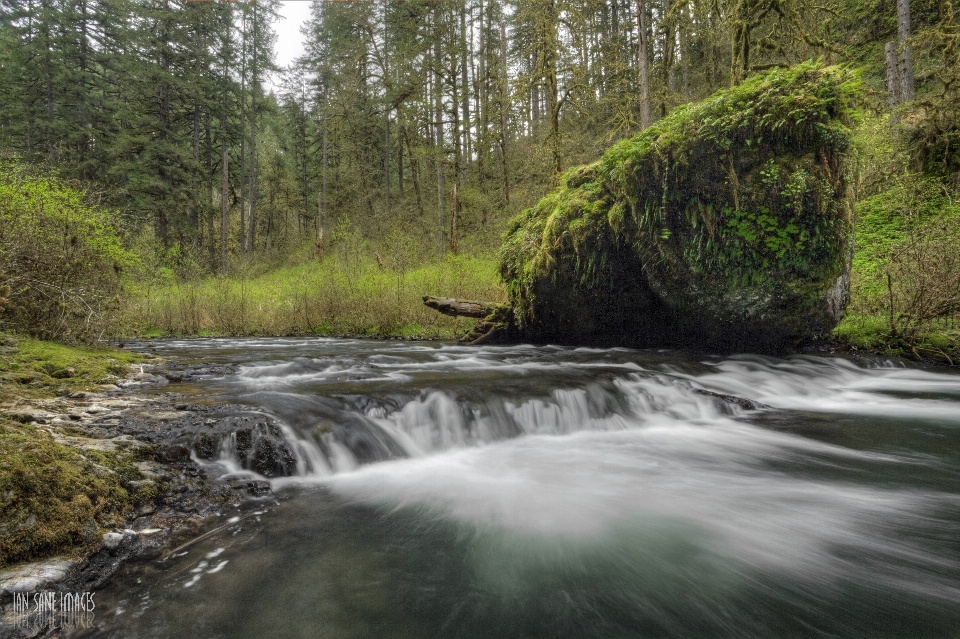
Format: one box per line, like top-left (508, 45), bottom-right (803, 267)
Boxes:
top-left (0, 337), bottom-right (290, 638)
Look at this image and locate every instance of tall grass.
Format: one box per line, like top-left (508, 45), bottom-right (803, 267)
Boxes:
top-left (124, 251), bottom-right (505, 339)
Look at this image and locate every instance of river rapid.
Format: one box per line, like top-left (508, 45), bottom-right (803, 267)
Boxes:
top-left (71, 339), bottom-right (959, 638)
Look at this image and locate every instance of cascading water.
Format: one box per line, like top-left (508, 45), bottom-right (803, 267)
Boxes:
top-left (71, 339), bottom-right (960, 639)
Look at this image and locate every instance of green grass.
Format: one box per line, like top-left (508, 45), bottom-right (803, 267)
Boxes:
top-left (126, 252), bottom-right (506, 339)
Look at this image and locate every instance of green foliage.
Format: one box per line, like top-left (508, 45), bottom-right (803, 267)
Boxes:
top-left (500, 63), bottom-right (860, 350)
top-left (904, 0), bottom-right (960, 185)
top-left (836, 178), bottom-right (960, 363)
top-left (124, 248), bottom-right (505, 339)
top-left (0, 159), bottom-right (135, 342)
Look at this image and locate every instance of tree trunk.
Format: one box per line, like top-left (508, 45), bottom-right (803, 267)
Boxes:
top-left (192, 102), bottom-right (200, 232)
top-left (321, 101), bottom-right (328, 241)
top-left (885, 41), bottom-right (902, 109)
top-left (248, 95), bottom-right (256, 253)
top-left (384, 107), bottom-right (391, 218)
top-left (221, 134), bottom-right (229, 275)
top-left (450, 184), bottom-right (458, 254)
top-left (897, 0), bottom-right (914, 102)
top-left (206, 108), bottom-right (215, 269)
top-left (461, 2), bottom-right (470, 182)
top-left (434, 57), bottom-right (447, 251)
top-left (237, 32), bottom-right (247, 251)
top-left (248, 3), bottom-right (258, 254)
top-left (157, 0), bottom-right (170, 248)
top-left (637, 0), bottom-right (651, 129)
top-left (500, 21), bottom-right (510, 204)
top-left (423, 296), bottom-right (496, 318)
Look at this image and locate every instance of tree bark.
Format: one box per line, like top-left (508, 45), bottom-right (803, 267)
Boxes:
top-left (206, 108), bottom-right (215, 268)
top-left (423, 296), bottom-right (496, 318)
top-left (897, 0), bottom-right (914, 102)
top-left (248, 96), bottom-right (256, 253)
top-left (192, 102), bottom-right (200, 232)
top-left (221, 134), bottom-right (229, 275)
top-left (637, 0), bottom-right (651, 129)
top-left (500, 21), bottom-right (510, 204)
top-left (433, 48), bottom-right (447, 251)
top-left (885, 41), bottom-right (902, 108)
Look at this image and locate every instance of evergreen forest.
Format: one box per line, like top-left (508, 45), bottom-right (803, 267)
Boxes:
top-left (0, 0), bottom-right (957, 360)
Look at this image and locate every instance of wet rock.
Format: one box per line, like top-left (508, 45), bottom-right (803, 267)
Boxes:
top-left (0, 559), bottom-right (78, 598)
top-left (155, 444), bottom-right (191, 464)
top-left (226, 479), bottom-right (272, 496)
top-left (101, 532), bottom-right (124, 550)
top-left (694, 389), bottom-right (771, 412)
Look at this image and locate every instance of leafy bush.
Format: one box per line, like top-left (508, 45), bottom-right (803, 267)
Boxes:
top-left (0, 158), bottom-right (134, 341)
top-left (838, 178), bottom-right (960, 363)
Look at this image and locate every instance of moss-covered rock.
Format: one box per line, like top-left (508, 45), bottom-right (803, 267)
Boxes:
top-left (500, 63), bottom-right (860, 352)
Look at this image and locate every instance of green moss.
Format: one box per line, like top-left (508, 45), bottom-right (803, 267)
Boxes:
top-left (0, 333), bottom-right (146, 402)
top-left (0, 418), bottom-right (156, 567)
top-left (500, 63), bottom-right (860, 351)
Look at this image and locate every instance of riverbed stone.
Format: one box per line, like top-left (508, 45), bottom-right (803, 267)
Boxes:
top-left (0, 559), bottom-right (78, 596)
top-left (101, 532), bottom-right (124, 550)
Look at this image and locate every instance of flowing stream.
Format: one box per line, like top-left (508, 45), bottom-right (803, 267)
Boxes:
top-left (75, 339), bottom-right (959, 638)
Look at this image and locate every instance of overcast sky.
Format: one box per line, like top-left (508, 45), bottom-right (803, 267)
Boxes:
top-left (266, 0), bottom-right (311, 91)
top-left (275, 1), bottom-right (311, 68)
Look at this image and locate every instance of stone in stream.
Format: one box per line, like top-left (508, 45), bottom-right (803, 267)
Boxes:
top-left (0, 559), bottom-right (78, 597)
top-left (435, 63), bottom-right (860, 353)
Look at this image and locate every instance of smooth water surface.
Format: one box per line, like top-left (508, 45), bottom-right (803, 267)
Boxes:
top-left (77, 339), bottom-right (960, 638)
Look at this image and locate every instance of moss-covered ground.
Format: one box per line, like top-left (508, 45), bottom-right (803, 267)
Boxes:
top-left (0, 335), bottom-right (155, 567)
top-left (0, 334), bottom-right (145, 401)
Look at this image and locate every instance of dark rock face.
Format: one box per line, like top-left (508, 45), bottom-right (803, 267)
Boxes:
top-left (500, 63), bottom-right (859, 353)
top-left (189, 415), bottom-right (298, 478)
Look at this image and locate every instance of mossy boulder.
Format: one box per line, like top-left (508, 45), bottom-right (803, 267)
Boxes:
top-left (500, 63), bottom-right (860, 352)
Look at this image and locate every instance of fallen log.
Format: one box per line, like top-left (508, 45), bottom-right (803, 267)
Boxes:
top-left (422, 296), bottom-right (518, 345)
top-left (422, 296), bottom-right (495, 318)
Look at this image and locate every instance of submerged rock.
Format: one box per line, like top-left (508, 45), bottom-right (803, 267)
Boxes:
top-left (500, 63), bottom-right (859, 352)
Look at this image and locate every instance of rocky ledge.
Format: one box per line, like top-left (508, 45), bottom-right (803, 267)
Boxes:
top-left (0, 363), bottom-right (280, 637)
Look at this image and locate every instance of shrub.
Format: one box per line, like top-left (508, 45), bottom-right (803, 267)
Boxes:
top-left (839, 178), bottom-right (960, 363)
top-left (0, 158), bottom-right (134, 342)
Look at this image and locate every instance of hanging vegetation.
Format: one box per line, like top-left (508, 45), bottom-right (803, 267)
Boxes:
top-left (499, 62), bottom-right (861, 352)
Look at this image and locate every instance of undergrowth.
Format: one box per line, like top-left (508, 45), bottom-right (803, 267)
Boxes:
top-left (125, 251), bottom-right (505, 339)
top-left (834, 178), bottom-right (960, 364)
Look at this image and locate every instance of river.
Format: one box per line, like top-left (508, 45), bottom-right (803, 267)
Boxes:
top-left (70, 338), bottom-right (959, 638)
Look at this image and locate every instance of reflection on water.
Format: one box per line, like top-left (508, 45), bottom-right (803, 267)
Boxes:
top-left (73, 339), bottom-right (960, 638)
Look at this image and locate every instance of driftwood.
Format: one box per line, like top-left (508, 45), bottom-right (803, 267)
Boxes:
top-left (422, 296), bottom-right (517, 345)
top-left (422, 296), bottom-right (496, 318)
